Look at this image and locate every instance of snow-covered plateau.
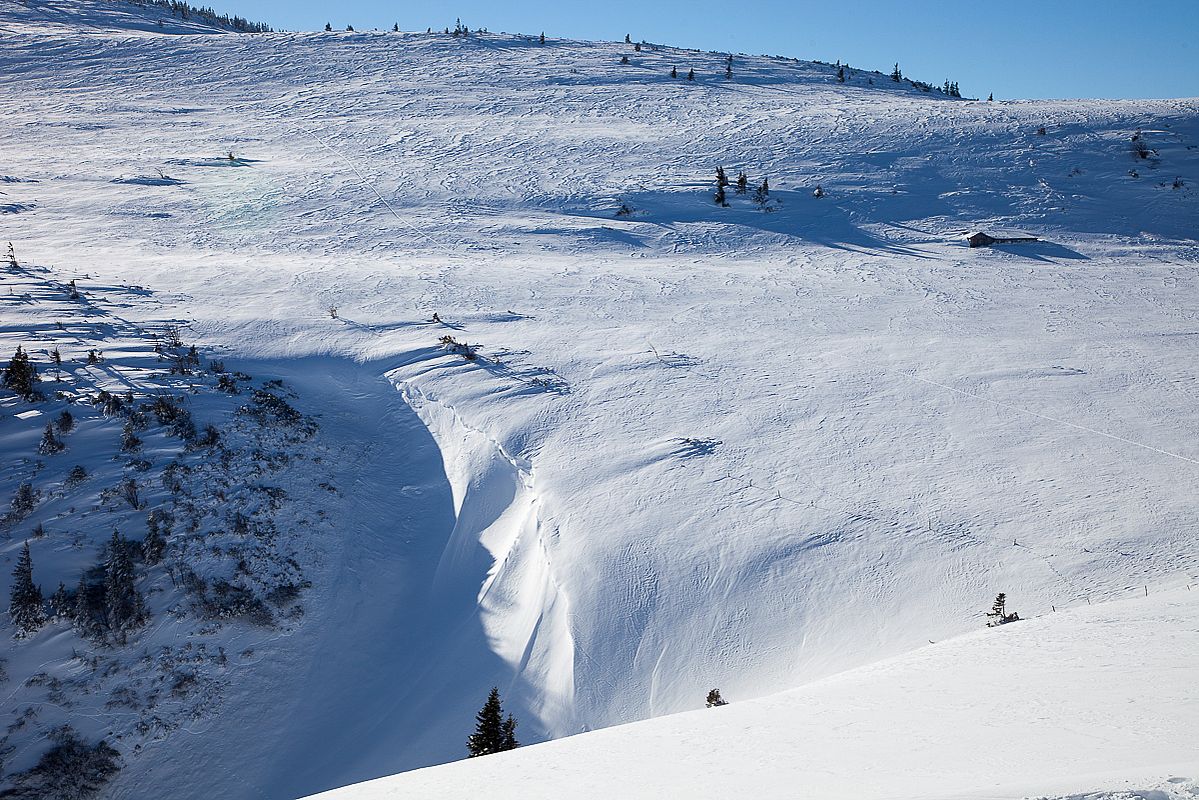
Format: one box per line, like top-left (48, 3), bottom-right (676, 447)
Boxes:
top-left (0, 1), bottom-right (1195, 797)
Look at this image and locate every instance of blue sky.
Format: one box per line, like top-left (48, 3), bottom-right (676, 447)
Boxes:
top-left (229, 0), bottom-right (1197, 100)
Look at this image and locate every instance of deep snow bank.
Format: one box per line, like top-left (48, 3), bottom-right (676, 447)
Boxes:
top-left (307, 587), bottom-right (1199, 800)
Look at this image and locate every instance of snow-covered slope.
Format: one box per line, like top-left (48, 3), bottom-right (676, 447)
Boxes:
top-left (308, 587), bottom-right (1199, 800)
top-left (1, 4), bottom-right (1197, 797)
top-left (0, 0), bottom-right (263, 34)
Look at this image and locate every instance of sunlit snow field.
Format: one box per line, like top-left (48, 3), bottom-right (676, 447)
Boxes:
top-left (1, 1), bottom-right (1196, 796)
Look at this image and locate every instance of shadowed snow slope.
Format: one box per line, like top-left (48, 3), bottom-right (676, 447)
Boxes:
top-left (308, 588), bottom-right (1199, 800)
top-left (0, 2), bottom-right (1197, 796)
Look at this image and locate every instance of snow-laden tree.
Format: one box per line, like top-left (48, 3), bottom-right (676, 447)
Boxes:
top-left (9, 542), bottom-right (45, 636)
top-left (104, 531), bottom-right (146, 641)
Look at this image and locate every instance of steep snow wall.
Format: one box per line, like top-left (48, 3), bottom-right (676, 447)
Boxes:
top-left (308, 587), bottom-right (1199, 800)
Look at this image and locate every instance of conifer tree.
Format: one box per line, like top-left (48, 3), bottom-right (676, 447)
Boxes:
top-left (837, 65), bottom-right (845, 83)
top-left (467, 687), bottom-right (519, 757)
top-left (143, 511), bottom-right (166, 566)
top-left (687, 68), bottom-right (695, 81)
top-left (891, 62), bottom-right (902, 82)
top-left (56, 409), bottom-right (73, 433)
top-left (9, 482), bottom-right (37, 520)
top-left (706, 688), bottom-right (728, 707)
top-left (3, 345), bottom-right (38, 400)
top-left (104, 531), bottom-right (145, 641)
top-left (393, 23), bottom-right (399, 32)
top-left (985, 592), bottom-right (1019, 626)
top-left (754, 177), bottom-right (770, 205)
top-left (634, 42), bottom-right (641, 52)
top-left (714, 184), bottom-right (727, 205)
top-left (625, 33), bottom-right (631, 43)
top-left (9, 542), bottom-right (45, 635)
top-left (120, 421), bottom-right (142, 453)
top-left (50, 582), bottom-right (72, 621)
top-left (671, 66), bottom-right (677, 78)
top-left (324, 22), bottom-right (331, 31)
top-left (539, 32), bottom-right (545, 44)
top-left (988, 92), bottom-right (993, 101)
top-left (716, 166), bottom-right (729, 187)
top-left (501, 714), bottom-right (518, 750)
top-left (621, 55), bottom-right (629, 64)
top-left (38, 421), bottom-right (64, 455)
top-left (736, 171), bottom-right (748, 194)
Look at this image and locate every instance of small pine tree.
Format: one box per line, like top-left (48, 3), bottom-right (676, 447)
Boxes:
top-left (891, 62), bottom-right (902, 82)
top-left (120, 421), bottom-right (142, 453)
top-left (837, 65), bottom-right (845, 83)
top-left (501, 714), bottom-right (518, 750)
top-left (706, 688), bottom-right (728, 707)
top-left (66, 279), bottom-right (80, 300)
top-left (3, 345), bottom-right (39, 400)
top-left (392, 22), bottom-right (398, 32)
top-left (716, 166), bottom-right (729, 187)
top-left (56, 409), bottom-right (74, 433)
top-left (4, 241), bottom-right (15, 268)
top-left (634, 42), bottom-right (641, 52)
top-left (621, 55), bottom-right (629, 64)
top-left (987, 92), bottom-right (993, 101)
top-left (736, 171), bottom-right (748, 194)
top-left (714, 184), bottom-right (727, 205)
top-left (143, 511), bottom-right (166, 565)
top-left (467, 687), bottom-right (519, 757)
top-left (38, 421), bottom-right (65, 455)
top-left (50, 582), bottom-right (72, 621)
top-left (985, 592), bottom-right (1020, 626)
top-left (9, 542), bottom-right (46, 636)
top-left (671, 66), bottom-right (677, 78)
top-left (324, 22), bottom-right (331, 31)
top-left (754, 177), bottom-right (770, 205)
top-left (9, 482), bottom-right (37, 521)
top-left (539, 32), bottom-right (545, 44)
top-left (687, 68), bottom-right (695, 81)
top-left (345, 24), bottom-right (354, 31)
top-left (625, 33), bottom-right (631, 43)
top-left (104, 531), bottom-right (145, 641)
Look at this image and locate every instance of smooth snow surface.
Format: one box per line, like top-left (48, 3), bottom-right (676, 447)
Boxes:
top-left (308, 588), bottom-right (1199, 800)
top-left (1, 3), bottom-right (1197, 797)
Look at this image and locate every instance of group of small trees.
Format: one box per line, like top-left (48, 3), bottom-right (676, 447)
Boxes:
top-left (134, 0), bottom-right (270, 31)
top-left (712, 166), bottom-right (770, 208)
top-left (9, 532), bottom-right (148, 642)
top-left (467, 687), bottom-right (519, 757)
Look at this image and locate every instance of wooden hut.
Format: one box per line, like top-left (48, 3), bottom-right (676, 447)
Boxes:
top-left (966, 230), bottom-right (1039, 248)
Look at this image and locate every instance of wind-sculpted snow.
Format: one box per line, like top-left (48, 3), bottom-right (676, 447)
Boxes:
top-left (0, 3), bottom-right (1197, 796)
top-left (308, 588), bottom-right (1199, 800)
